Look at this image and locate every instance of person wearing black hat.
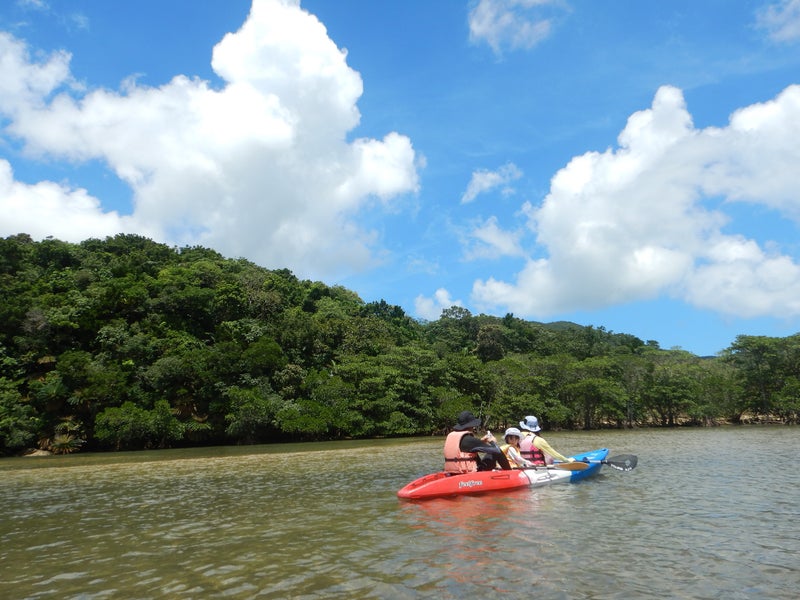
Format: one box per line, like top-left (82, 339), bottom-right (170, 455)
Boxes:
top-left (443, 410), bottom-right (511, 473)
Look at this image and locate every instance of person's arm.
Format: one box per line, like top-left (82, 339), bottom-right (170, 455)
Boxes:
top-left (461, 435), bottom-right (512, 469)
top-left (505, 446), bottom-right (531, 468)
top-left (465, 439), bottom-right (505, 457)
top-left (533, 436), bottom-right (575, 462)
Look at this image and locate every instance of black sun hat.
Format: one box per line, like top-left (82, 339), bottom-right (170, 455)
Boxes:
top-left (453, 410), bottom-right (481, 431)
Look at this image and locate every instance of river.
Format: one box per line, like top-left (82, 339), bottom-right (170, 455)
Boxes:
top-left (1, 426), bottom-right (798, 599)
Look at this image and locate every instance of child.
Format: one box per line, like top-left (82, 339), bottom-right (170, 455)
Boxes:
top-left (500, 427), bottom-right (534, 469)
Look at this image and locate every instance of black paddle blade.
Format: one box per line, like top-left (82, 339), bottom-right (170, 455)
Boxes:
top-left (604, 454), bottom-right (638, 471)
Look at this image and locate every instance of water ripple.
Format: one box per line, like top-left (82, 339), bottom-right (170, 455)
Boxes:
top-left (1, 428), bottom-right (799, 598)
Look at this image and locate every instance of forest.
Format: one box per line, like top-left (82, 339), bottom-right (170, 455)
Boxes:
top-left (1, 233), bottom-right (798, 456)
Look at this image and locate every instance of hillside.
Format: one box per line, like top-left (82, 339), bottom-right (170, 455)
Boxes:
top-left (1, 233), bottom-right (797, 455)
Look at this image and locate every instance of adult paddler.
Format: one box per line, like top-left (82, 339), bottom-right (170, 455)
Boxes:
top-left (518, 415), bottom-right (576, 465)
top-left (443, 410), bottom-right (511, 473)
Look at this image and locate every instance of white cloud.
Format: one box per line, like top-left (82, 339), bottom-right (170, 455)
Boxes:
top-left (464, 215), bottom-right (525, 260)
top-left (757, 0), bottom-right (800, 43)
top-left (0, 0), bottom-right (419, 280)
top-left (406, 255), bottom-right (439, 276)
top-left (0, 32), bottom-right (74, 111)
top-left (68, 13), bottom-right (89, 31)
top-left (472, 84), bottom-right (800, 319)
top-left (685, 236), bottom-right (800, 317)
top-left (414, 288), bottom-right (463, 321)
top-left (0, 159), bottom-right (150, 241)
top-left (17, 0), bottom-right (48, 10)
top-left (468, 0), bottom-right (563, 55)
top-left (460, 162), bottom-right (521, 203)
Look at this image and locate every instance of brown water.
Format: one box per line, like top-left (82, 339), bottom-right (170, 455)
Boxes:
top-left (1, 427), bottom-right (798, 599)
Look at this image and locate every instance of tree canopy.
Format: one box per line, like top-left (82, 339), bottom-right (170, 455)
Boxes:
top-left (1, 234), bottom-right (797, 455)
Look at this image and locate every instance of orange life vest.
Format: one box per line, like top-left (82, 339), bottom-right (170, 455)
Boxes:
top-left (443, 430), bottom-right (478, 473)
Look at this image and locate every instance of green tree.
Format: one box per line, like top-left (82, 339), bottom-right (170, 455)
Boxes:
top-left (94, 400), bottom-right (187, 450)
top-left (641, 351), bottom-right (700, 426)
top-left (476, 324), bottom-right (505, 362)
top-left (485, 354), bottom-right (543, 429)
top-left (306, 370), bottom-right (362, 437)
top-left (723, 335), bottom-right (784, 418)
top-left (149, 399), bottom-right (188, 448)
top-left (94, 402), bottom-right (153, 450)
top-left (224, 385), bottom-right (282, 444)
top-left (0, 378), bottom-right (41, 453)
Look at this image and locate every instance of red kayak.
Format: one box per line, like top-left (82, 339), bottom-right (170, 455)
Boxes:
top-left (398, 468), bottom-right (534, 500)
top-left (397, 448), bottom-right (638, 500)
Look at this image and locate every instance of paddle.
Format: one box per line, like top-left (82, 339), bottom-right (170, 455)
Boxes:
top-left (550, 461), bottom-right (589, 471)
top-left (521, 461), bottom-right (587, 471)
top-left (541, 454), bottom-right (639, 472)
top-left (583, 454), bottom-right (638, 472)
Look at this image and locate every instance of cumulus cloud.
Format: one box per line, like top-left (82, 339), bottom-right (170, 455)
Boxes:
top-left (0, 0), bottom-right (419, 280)
top-left (460, 162), bottom-right (521, 203)
top-left (472, 84), bottom-right (800, 319)
top-left (757, 0), bottom-right (800, 43)
top-left (0, 159), bottom-right (148, 240)
top-left (414, 288), bottom-right (463, 321)
top-left (468, 0), bottom-right (564, 55)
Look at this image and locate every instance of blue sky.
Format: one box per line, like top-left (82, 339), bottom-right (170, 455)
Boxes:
top-left (3, 0), bottom-right (800, 356)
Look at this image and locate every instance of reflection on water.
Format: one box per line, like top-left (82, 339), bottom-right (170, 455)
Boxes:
top-left (1, 428), bottom-right (799, 599)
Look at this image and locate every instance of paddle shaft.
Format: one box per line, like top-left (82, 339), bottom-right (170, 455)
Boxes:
top-left (524, 462), bottom-right (588, 471)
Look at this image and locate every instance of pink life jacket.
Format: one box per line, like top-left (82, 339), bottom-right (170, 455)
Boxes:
top-left (519, 433), bottom-right (546, 466)
top-left (443, 431), bottom-right (478, 473)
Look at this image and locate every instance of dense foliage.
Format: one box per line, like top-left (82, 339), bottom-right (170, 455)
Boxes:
top-left (1, 234), bottom-right (798, 455)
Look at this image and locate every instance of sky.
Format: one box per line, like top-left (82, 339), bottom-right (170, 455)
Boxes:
top-left (2, 0), bottom-right (800, 357)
